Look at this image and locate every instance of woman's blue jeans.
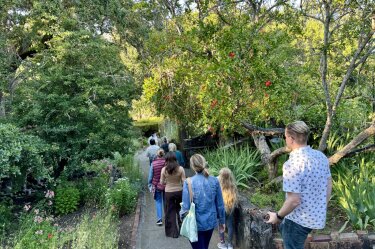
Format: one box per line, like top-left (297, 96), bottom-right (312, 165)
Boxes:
top-left (154, 190), bottom-right (163, 221)
top-left (279, 218), bottom-right (312, 249)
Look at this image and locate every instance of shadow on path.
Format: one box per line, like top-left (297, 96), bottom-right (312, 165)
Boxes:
top-left (135, 151), bottom-right (220, 249)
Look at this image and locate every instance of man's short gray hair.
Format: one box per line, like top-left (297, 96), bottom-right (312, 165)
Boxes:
top-left (286, 121), bottom-right (310, 144)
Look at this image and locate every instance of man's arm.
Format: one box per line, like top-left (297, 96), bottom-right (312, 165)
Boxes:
top-left (266, 192), bottom-right (301, 224)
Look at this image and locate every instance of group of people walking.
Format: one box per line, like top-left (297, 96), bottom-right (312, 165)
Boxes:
top-left (145, 120), bottom-right (332, 249)
top-left (146, 137), bottom-right (237, 249)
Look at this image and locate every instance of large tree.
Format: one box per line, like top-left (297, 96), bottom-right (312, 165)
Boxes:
top-left (0, 0), bottom-right (154, 176)
top-left (143, 0), bottom-right (374, 178)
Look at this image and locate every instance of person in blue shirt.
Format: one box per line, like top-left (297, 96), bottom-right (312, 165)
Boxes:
top-left (180, 154), bottom-right (225, 249)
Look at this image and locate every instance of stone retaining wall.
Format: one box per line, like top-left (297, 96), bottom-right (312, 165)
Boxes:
top-left (233, 195), bottom-right (374, 249)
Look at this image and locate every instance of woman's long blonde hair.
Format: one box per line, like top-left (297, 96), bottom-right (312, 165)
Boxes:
top-left (218, 167), bottom-right (238, 214)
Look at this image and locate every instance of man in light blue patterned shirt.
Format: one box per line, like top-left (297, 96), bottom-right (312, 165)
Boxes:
top-left (267, 121), bottom-right (332, 249)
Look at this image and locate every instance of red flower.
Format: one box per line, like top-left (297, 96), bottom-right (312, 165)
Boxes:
top-left (228, 52), bottom-right (235, 58)
top-left (48, 233), bottom-right (53, 239)
top-left (265, 81), bottom-right (272, 87)
top-left (163, 95), bottom-right (171, 101)
top-left (210, 99), bottom-right (218, 108)
top-left (264, 93), bottom-right (269, 98)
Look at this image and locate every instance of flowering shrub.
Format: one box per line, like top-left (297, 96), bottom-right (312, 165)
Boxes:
top-left (13, 210), bottom-right (59, 249)
top-left (106, 178), bottom-right (137, 216)
top-left (10, 209), bottom-right (118, 249)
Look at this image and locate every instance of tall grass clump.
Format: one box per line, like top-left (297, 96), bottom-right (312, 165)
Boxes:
top-left (203, 145), bottom-right (261, 189)
top-left (333, 156), bottom-right (375, 230)
top-left (70, 210), bottom-right (118, 249)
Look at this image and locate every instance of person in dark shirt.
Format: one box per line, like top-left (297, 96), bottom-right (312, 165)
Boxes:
top-left (161, 137), bottom-right (169, 153)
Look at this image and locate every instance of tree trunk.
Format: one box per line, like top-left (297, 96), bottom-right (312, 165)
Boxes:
top-left (318, 115), bottom-right (332, 151)
top-left (0, 91), bottom-right (5, 117)
top-left (318, 1), bottom-right (332, 152)
top-left (251, 134), bottom-right (278, 179)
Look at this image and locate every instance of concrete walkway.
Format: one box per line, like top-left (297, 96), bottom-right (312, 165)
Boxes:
top-left (135, 151), bottom-right (221, 249)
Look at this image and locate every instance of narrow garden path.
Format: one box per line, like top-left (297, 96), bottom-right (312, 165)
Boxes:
top-left (135, 151), bottom-right (221, 249)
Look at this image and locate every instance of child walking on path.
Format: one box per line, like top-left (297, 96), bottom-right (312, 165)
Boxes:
top-left (217, 168), bottom-right (238, 249)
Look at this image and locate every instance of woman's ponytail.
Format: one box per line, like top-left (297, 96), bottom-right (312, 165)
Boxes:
top-left (190, 154), bottom-right (209, 177)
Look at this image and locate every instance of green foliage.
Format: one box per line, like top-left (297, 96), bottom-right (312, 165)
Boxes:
top-left (54, 185), bottom-right (80, 215)
top-left (9, 26), bottom-right (138, 174)
top-left (9, 209), bottom-right (118, 249)
top-left (77, 176), bottom-right (109, 208)
top-left (70, 211), bottom-right (119, 249)
top-left (203, 145), bottom-right (261, 189)
top-left (106, 178), bottom-right (138, 216)
top-left (333, 158), bottom-right (375, 230)
top-left (70, 153), bottom-right (142, 209)
top-left (0, 123), bottom-right (51, 193)
top-left (113, 152), bottom-right (142, 185)
top-left (0, 200), bottom-right (14, 240)
top-left (250, 191), bottom-right (284, 211)
top-left (326, 130), bottom-right (352, 156)
top-left (133, 117), bottom-right (162, 136)
top-left (142, 7), bottom-right (326, 133)
top-left (12, 211), bottom-right (59, 249)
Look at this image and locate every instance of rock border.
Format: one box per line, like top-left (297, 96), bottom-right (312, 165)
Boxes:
top-left (274, 230), bottom-right (375, 249)
top-left (131, 193), bottom-right (143, 249)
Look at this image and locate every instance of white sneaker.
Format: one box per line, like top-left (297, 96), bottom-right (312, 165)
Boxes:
top-left (217, 242), bottom-right (227, 249)
top-left (227, 243), bottom-right (233, 249)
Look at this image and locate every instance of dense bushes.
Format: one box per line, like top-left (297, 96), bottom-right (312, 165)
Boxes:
top-left (106, 178), bottom-right (138, 216)
top-left (52, 153), bottom-right (142, 215)
top-left (1, 152), bottom-right (142, 248)
top-left (54, 186), bottom-right (80, 215)
top-left (0, 124), bottom-right (52, 194)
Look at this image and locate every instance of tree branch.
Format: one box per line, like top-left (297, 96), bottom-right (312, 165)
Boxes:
top-left (269, 146), bottom-right (291, 164)
top-left (241, 122), bottom-right (284, 135)
top-left (344, 144), bottom-right (375, 158)
top-left (328, 120), bottom-right (375, 165)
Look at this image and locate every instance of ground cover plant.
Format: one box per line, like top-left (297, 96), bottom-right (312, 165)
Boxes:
top-left (8, 208), bottom-right (118, 249)
top-left (0, 152), bottom-right (142, 248)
